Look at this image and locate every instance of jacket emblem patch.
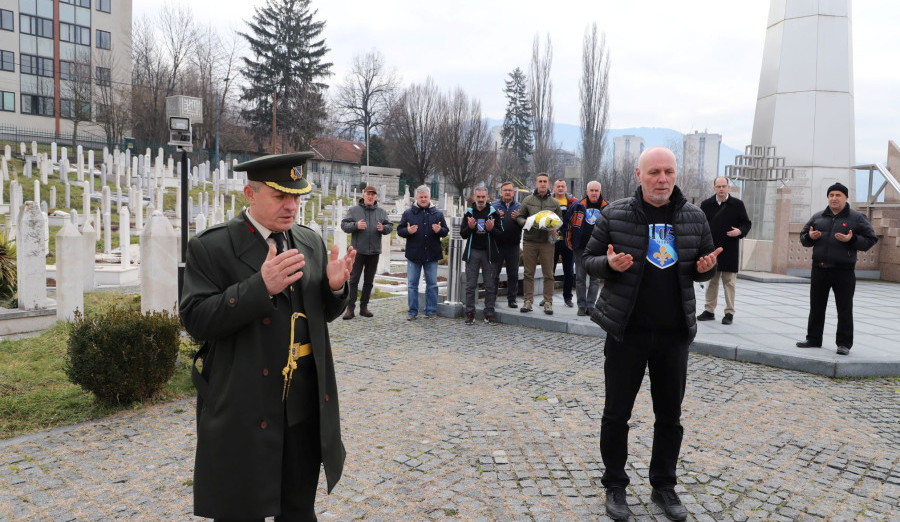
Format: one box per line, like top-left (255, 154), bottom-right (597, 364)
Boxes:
top-left (585, 208), bottom-right (601, 225)
top-left (647, 223), bottom-right (677, 269)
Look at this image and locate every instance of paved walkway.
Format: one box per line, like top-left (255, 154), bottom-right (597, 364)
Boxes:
top-left (1, 297), bottom-right (898, 520)
top-left (440, 272), bottom-right (900, 378)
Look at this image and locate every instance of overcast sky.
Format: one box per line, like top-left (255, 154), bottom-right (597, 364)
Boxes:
top-left (133, 0), bottom-right (899, 162)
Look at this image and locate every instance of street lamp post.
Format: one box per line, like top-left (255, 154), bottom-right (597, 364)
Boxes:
top-left (214, 77), bottom-right (230, 168)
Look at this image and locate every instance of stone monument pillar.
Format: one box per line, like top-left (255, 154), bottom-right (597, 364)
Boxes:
top-left (747, 0), bottom-right (855, 240)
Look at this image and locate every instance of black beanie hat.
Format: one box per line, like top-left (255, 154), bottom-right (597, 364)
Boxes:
top-left (827, 182), bottom-right (848, 197)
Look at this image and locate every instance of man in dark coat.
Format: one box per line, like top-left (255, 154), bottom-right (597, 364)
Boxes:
top-left (397, 185), bottom-right (449, 320)
top-left (491, 181), bottom-right (523, 308)
top-left (565, 180), bottom-right (608, 316)
top-left (180, 152), bottom-right (355, 521)
top-left (340, 185), bottom-right (393, 319)
top-left (583, 147), bottom-right (720, 521)
top-left (796, 182), bottom-right (878, 355)
top-left (697, 176), bottom-right (752, 325)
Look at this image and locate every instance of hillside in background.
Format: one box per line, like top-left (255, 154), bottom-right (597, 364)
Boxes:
top-left (487, 119), bottom-right (744, 175)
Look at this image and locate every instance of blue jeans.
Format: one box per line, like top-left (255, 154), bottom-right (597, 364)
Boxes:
top-left (407, 260), bottom-right (438, 316)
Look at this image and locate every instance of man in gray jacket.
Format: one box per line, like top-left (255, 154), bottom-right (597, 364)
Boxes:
top-left (340, 186), bottom-right (393, 319)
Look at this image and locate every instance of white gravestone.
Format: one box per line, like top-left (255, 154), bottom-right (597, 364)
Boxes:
top-left (103, 212), bottom-right (112, 253)
top-left (55, 221), bottom-right (83, 321)
top-left (195, 212), bottom-right (207, 233)
top-left (81, 219), bottom-right (96, 292)
top-left (141, 211), bottom-right (179, 314)
top-left (16, 202), bottom-right (47, 310)
top-left (377, 232), bottom-right (392, 274)
top-left (119, 206), bottom-right (131, 266)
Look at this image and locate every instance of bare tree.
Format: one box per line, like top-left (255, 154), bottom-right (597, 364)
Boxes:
top-left (530, 34), bottom-right (557, 176)
top-left (94, 51), bottom-right (132, 147)
top-left (333, 50), bottom-right (400, 170)
top-left (60, 47), bottom-right (95, 146)
top-left (131, 6), bottom-right (198, 144)
top-left (383, 78), bottom-right (442, 188)
top-left (579, 23), bottom-right (610, 189)
top-left (605, 154), bottom-right (639, 202)
top-left (434, 87), bottom-right (494, 196)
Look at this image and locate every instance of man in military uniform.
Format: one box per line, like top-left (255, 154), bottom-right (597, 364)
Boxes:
top-left (180, 152), bottom-right (355, 521)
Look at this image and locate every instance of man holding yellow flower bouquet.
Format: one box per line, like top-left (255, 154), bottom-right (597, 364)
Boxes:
top-left (516, 172), bottom-right (561, 314)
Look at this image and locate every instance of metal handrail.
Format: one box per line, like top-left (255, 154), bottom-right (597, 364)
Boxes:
top-left (853, 163), bottom-right (900, 216)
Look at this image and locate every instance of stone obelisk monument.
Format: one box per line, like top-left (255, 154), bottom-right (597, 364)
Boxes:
top-left (746, 0), bottom-right (855, 241)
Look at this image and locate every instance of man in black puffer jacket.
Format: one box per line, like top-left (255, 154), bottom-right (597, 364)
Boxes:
top-left (795, 182), bottom-right (877, 355)
top-left (583, 147), bottom-right (720, 522)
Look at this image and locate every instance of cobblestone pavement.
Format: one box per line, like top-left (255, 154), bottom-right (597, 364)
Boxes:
top-left (1, 297), bottom-right (898, 521)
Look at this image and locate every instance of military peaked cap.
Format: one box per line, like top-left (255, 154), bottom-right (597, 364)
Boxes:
top-left (234, 152), bottom-right (314, 195)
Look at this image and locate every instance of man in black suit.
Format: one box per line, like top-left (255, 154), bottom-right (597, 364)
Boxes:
top-left (180, 152), bottom-right (355, 521)
top-left (697, 176), bottom-right (752, 325)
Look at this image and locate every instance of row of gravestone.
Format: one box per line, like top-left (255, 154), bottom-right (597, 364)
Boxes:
top-left (16, 200), bottom-right (179, 320)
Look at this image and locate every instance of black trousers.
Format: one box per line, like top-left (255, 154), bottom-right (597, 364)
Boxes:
top-left (348, 253), bottom-right (379, 308)
top-left (493, 243), bottom-right (520, 303)
top-left (806, 265), bottom-right (856, 348)
top-left (600, 331), bottom-right (689, 490)
top-left (552, 240), bottom-right (574, 301)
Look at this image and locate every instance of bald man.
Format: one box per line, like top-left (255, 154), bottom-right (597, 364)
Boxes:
top-left (583, 147), bottom-right (720, 521)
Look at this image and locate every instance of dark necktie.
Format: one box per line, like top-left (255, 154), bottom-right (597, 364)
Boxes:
top-left (271, 232), bottom-right (285, 255)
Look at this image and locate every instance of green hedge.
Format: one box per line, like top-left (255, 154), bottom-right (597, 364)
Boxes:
top-left (65, 307), bottom-right (181, 405)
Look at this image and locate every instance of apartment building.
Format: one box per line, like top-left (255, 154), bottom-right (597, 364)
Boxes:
top-left (0, 0), bottom-right (132, 138)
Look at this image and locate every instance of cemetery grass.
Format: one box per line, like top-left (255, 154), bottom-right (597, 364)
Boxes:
top-left (0, 292), bottom-right (196, 440)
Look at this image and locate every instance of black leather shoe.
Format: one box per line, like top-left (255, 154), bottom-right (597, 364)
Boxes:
top-left (605, 487), bottom-right (629, 520)
top-left (577, 307), bottom-right (588, 316)
top-left (721, 313), bottom-right (733, 325)
top-left (696, 310), bottom-right (715, 321)
top-left (508, 301), bottom-right (518, 309)
top-left (342, 308), bottom-right (354, 320)
top-left (796, 341), bottom-right (822, 348)
top-left (651, 487), bottom-right (687, 521)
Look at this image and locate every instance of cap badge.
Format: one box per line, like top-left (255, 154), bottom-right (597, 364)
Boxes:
top-left (291, 166), bottom-right (303, 181)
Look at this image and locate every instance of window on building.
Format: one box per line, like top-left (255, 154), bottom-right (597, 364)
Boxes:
top-left (0, 50), bottom-right (13, 72)
top-left (20, 54), bottom-right (54, 77)
top-left (95, 29), bottom-right (110, 50)
top-left (60, 22), bottom-right (90, 45)
top-left (60, 0), bottom-right (91, 6)
top-left (59, 61), bottom-right (88, 81)
top-left (21, 94), bottom-right (54, 116)
top-left (96, 103), bottom-right (109, 119)
top-left (95, 66), bottom-right (110, 86)
top-left (1, 9), bottom-right (13, 31)
top-left (20, 14), bottom-right (53, 38)
top-left (60, 99), bottom-right (91, 120)
top-left (1, 91), bottom-right (14, 112)
top-left (97, 0), bottom-right (111, 13)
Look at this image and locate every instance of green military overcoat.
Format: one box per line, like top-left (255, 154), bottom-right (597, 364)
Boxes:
top-left (180, 211), bottom-right (348, 519)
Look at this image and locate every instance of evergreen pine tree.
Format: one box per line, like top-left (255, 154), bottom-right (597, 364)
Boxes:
top-left (500, 67), bottom-right (534, 174)
top-left (240, 0), bottom-right (332, 151)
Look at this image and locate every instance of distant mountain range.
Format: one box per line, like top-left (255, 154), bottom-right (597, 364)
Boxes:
top-left (486, 119), bottom-right (742, 176)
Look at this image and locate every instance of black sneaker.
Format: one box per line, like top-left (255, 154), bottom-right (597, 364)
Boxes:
top-left (577, 307), bottom-right (588, 316)
top-left (721, 313), bottom-right (733, 325)
top-left (564, 299), bottom-right (574, 308)
top-left (651, 487), bottom-right (687, 521)
top-left (464, 313), bottom-right (475, 325)
top-left (837, 345), bottom-right (850, 355)
top-left (484, 315), bottom-right (497, 325)
top-left (508, 301), bottom-right (518, 309)
top-left (796, 340), bottom-right (821, 348)
top-left (604, 487), bottom-right (629, 520)
top-left (696, 310), bottom-right (715, 321)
